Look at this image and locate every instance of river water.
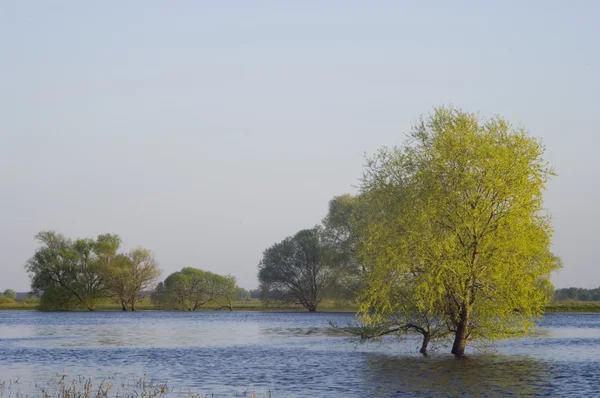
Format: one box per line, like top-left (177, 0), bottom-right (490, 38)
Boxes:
top-left (0, 311), bottom-right (599, 397)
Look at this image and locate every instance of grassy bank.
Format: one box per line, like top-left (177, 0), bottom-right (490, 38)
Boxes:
top-left (544, 300), bottom-right (600, 313)
top-left (0, 298), bottom-right (358, 312)
top-left (2, 299), bottom-right (599, 313)
top-left (0, 302), bottom-right (39, 310)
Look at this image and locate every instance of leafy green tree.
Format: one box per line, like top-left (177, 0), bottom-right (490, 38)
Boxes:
top-left (355, 107), bottom-right (561, 357)
top-left (103, 247), bottom-right (161, 311)
top-left (322, 195), bottom-right (357, 293)
top-left (2, 289), bottom-right (16, 300)
top-left (124, 247), bottom-right (161, 310)
top-left (73, 235), bottom-right (116, 310)
top-left (94, 234), bottom-right (122, 269)
top-left (322, 194), bottom-right (371, 302)
top-left (25, 231), bottom-right (117, 311)
top-left (38, 285), bottom-right (79, 311)
top-left (258, 228), bottom-right (335, 312)
top-left (157, 267), bottom-right (237, 311)
top-left (102, 254), bottom-right (132, 311)
top-left (207, 273), bottom-right (237, 310)
top-left (162, 268), bottom-right (211, 311)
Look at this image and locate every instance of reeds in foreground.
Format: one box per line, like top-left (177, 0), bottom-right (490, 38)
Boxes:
top-left (0, 373), bottom-right (272, 398)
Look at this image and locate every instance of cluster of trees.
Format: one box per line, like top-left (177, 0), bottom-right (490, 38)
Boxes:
top-left (25, 231), bottom-right (240, 311)
top-left (258, 107), bottom-right (561, 357)
top-left (25, 231), bottom-right (161, 311)
top-left (554, 287), bottom-right (600, 301)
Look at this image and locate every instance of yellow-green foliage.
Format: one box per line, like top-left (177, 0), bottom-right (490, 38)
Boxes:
top-left (156, 267), bottom-right (238, 311)
top-left (355, 106), bottom-right (561, 350)
top-left (0, 296), bottom-right (16, 305)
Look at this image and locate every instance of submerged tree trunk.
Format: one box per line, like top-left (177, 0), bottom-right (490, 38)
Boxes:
top-left (451, 306), bottom-right (470, 358)
top-left (131, 300), bottom-right (136, 311)
top-left (121, 300), bottom-right (127, 311)
top-left (420, 334), bottom-right (431, 356)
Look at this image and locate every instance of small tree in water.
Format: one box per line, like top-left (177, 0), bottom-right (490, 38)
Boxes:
top-left (354, 107), bottom-right (561, 357)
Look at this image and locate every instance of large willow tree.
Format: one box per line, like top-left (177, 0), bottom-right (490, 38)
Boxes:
top-left (25, 231), bottom-right (117, 311)
top-left (355, 107), bottom-right (561, 357)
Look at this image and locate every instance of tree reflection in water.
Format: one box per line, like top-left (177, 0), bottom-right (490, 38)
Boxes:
top-left (362, 354), bottom-right (552, 396)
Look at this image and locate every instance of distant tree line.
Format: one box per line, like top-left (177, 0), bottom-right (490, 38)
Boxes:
top-left (25, 231), bottom-right (240, 311)
top-left (0, 289), bottom-right (39, 304)
top-left (554, 287), bottom-right (600, 301)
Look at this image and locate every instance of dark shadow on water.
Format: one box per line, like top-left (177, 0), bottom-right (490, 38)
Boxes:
top-left (361, 354), bottom-right (555, 397)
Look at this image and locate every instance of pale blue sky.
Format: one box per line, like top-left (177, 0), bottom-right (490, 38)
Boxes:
top-left (1, 1), bottom-right (598, 291)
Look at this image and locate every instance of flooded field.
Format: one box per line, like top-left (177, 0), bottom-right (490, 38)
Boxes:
top-left (1, 311), bottom-right (599, 397)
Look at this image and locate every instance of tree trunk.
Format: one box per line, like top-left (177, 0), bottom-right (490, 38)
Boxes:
top-left (451, 306), bottom-right (470, 358)
top-left (130, 299), bottom-right (136, 312)
top-left (308, 306), bottom-right (317, 312)
top-left (121, 300), bottom-right (127, 311)
top-left (420, 334), bottom-right (431, 356)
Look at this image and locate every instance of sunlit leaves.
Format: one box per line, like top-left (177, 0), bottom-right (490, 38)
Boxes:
top-left (354, 106), bottom-right (561, 353)
top-left (158, 267), bottom-right (238, 311)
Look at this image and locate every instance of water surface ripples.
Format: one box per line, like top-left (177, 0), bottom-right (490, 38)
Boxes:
top-left (0, 311), bottom-right (599, 396)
